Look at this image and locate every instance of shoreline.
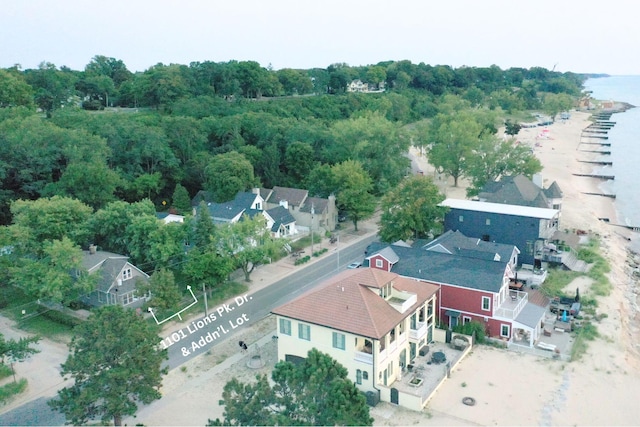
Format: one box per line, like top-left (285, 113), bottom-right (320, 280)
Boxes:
top-left (381, 108), bottom-right (640, 426)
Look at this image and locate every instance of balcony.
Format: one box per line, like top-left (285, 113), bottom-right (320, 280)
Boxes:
top-left (409, 321), bottom-right (429, 341)
top-left (354, 349), bottom-right (373, 365)
top-left (495, 290), bottom-right (528, 319)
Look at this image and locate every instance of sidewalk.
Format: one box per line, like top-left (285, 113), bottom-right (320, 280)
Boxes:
top-left (160, 213), bottom-right (381, 336)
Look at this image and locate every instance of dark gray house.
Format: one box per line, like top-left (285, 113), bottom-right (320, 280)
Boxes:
top-left (440, 198), bottom-right (559, 267)
top-left (477, 174), bottom-right (563, 212)
top-left (81, 249), bottom-right (150, 308)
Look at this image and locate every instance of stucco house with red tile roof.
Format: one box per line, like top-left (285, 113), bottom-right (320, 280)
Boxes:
top-left (272, 268), bottom-right (440, 410)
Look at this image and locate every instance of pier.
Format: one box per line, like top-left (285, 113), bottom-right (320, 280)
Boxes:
top-left (572, 173), bottom-right (615, 180)
top-left (577, 160), bottom-right (613, 166)
top-left (582, 192), bottom-right (616, 199)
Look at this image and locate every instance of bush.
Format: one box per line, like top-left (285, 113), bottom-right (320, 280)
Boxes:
top-left (0, 378), bottom-right (27, 404)
top-left (452, 321), bottom-right (486, 344)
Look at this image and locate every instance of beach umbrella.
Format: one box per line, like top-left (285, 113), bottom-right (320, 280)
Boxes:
top-left (562, 310), bottom-right (568, 322)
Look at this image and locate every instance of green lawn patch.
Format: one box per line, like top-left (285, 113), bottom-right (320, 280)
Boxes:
top-left (0, 378), bottom-right (27, 404)
top-left (0, 363), bottom-right (13, 380)
top-left (570, 322), bottom-right (599, 361)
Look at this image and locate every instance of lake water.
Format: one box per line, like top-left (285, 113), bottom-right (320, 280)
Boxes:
top-left (584, 75), bottom-right (640, 228)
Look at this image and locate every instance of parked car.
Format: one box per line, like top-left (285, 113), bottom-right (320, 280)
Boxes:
top-left (347, 262), bottom-right (362, 269)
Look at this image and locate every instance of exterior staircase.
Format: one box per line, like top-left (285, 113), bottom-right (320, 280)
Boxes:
top-left (560, 249), bottom-right (590, 272)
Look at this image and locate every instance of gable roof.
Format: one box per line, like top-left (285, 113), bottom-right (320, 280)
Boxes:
top-left (204, 191), bottom-right (261, 222)
top-left (265, 206), bottom-right (296, 232)
top-left (365, 240), bottom-right (509, 293)
top-left (191, 190), bottom-right (214, 207)
top-left (478, 175), bottom-right (550, 208)
top-left (266, 186), bottom-right (308, 207)
top-left (544, 181), bottom-right (563, 199)
top-left (272, 268), bottom-right (438, 339)
top-left (82, 251), bottom-right (131, 293)
top-left (300, 196), bottom-right (328, 214)
top-left (422, 230), bottom-right (519, 262)
top-left (441, 198), bottom-right (559, 220)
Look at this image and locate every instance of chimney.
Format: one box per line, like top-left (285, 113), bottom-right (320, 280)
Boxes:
top-left (89, 244), bottom-right (97, 255)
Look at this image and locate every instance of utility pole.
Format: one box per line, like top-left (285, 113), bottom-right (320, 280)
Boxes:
top-left (202, 282), bottom-right (208, 316)
top-left (336, 233), bottom-right (340, 270)
top-left (311, 203), bottom-right (314, 256)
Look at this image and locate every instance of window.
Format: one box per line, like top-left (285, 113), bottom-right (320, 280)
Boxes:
top-left (380, 336), bottom-right (386, 351)
top-left (398, 321), bottom-right (405, 335)
top-left (375, 259), bottom-right (383, 268)
top-left (501, 324), bottom-right (511, 337)
top-left (485, 218), bottom-right (491, 225)
top-left (482, 296), bottom-right (490, 311)
top-left (298, 323), bottom-right (311, 341)
top-left (332, 332), bottom-right (345, 350)
top-left (122, 268), bottom-right (132, 280)
top-left (362, 371), bottom-right (368, 380)
top-left (122, 291), bottom-right (136, 305)
top-left (356, 369), bottom-right (362, 385)
top-left (459, 215), bottom-right (464, 222)
top-left (410, 313), bottom-right (417, 329)
top-left (463, 316), bottom-right (471, 324)
top-left (279, 318), bottom-right (291, 336)
top-left (389, 327), bottom-right (396, 343)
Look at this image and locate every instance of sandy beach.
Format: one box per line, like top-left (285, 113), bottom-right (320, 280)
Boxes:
top-left (119, 109), bottom-right (640, 426)
top-left (3, 108), bottom-right (639, 426)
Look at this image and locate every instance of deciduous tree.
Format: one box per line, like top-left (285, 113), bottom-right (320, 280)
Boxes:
top-left (0, 333), bottom-right (40, 382)
top-left (332, 160), bottom-right (376, 231)
top-left (210, 349), bottom-right (373, 426)
top-left (379, 175), bottom-right (448, 242)
top-left (204, 152), bottom-right (258, 203)
top-left (49, 305), bottom-right (167, 426)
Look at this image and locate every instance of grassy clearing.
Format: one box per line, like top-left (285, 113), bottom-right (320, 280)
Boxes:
top-left (0, 285), bottom-right (77, 340)
top-left (0, 364), bottom-right (12, 380)
top-left (0, 378), bottom-right (27, 404)
top-left (570, 322), bottom-right (599, 361)
top-left (540, 237), bottom-right (612, 361)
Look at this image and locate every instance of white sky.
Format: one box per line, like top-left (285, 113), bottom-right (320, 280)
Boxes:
top-left (1, 0), bottom-right (637, 75)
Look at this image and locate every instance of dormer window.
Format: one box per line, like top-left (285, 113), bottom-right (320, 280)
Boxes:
top-left (122, 268), bottom-right (132, 280)
top-left (379, 282), bottom-right (392, 299)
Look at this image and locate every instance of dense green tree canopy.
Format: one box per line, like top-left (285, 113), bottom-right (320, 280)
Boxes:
top-left (332, 160), bottom-right (376, 231)
top-left (379, 175), bottom-right (448, 242)
top-left (204, 151), bottom-right (258, 203)
top-left (210, 349), bottom-right (373, 426)
top-left (50, 305), bottom-right (167, 426)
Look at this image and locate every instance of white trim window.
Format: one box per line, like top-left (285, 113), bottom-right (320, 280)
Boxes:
top-left (332, 332), bottom-right (345, 350)
top-left (122, 268), bottom-right (132, 280)
top-left (279, 318), bottom-right (292, 335)
top-left (376, 259), bottom-right (383, 268)
top-left (481, 296), bottom-right (490, 311)
top-left (463, 316), bottom-right (472, 324)
top-left (298, 323), bottom-right (311, 341)
top-left (501, 324), bottom-right (511, 338)
top-left (122, 291), bottom-right (137, 305)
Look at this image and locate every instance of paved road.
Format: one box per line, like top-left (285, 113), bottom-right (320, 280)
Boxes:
top-left (0, 234), bottom-right (377, 425)
top-left (165, 236), bottom-right (376, 368)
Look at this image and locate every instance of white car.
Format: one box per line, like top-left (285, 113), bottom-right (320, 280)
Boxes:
top-left (347, 262), bottom-right (362, 269)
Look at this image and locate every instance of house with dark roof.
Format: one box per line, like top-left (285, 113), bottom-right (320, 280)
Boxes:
top-left (477, 174), bottom-right (563, 212)
top-left (441, 198), bottom-right (560, 267)
top-left (261, 187), bottom-right (337, 232)
top-left (272, 268), bottom-right (440, 410)
top-left (80, 248), bottom-right (150, 309)
top-left (364, 232), bottom-right (546, 348)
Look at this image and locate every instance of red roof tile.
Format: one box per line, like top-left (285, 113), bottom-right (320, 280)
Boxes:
top-left (272, 268), bottom-right (439, 339)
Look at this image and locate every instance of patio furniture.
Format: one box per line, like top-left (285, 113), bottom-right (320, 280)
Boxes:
top-left (431, 351), bottom-right (446, 364)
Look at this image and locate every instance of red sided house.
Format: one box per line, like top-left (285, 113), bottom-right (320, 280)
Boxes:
top-left (364, 231), bottom-right (546, 347)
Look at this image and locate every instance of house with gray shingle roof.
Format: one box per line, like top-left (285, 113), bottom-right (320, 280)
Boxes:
top-left (478, 174), bottom-right (563, 212)
top-left (81, 249), bottom-right (150, 309)
top-left (272, 268), bottom-right (439, 410)
top-left (364, 232), bottom-right (545, 348)
top-left (262, 187), bottom-right (337, 232)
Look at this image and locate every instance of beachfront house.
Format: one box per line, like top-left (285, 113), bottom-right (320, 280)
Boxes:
top-left (364, 231), bottom-right (547, 348)
top-left (440, 198), bottom-right (560, 267)
top-left (477, 174), bottom-right (563, 213)
top-left (272, 268), bottom-right (445, 410)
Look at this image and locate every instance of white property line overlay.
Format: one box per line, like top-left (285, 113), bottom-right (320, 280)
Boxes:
top-left (148, 285), bottom-right (198, 325)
